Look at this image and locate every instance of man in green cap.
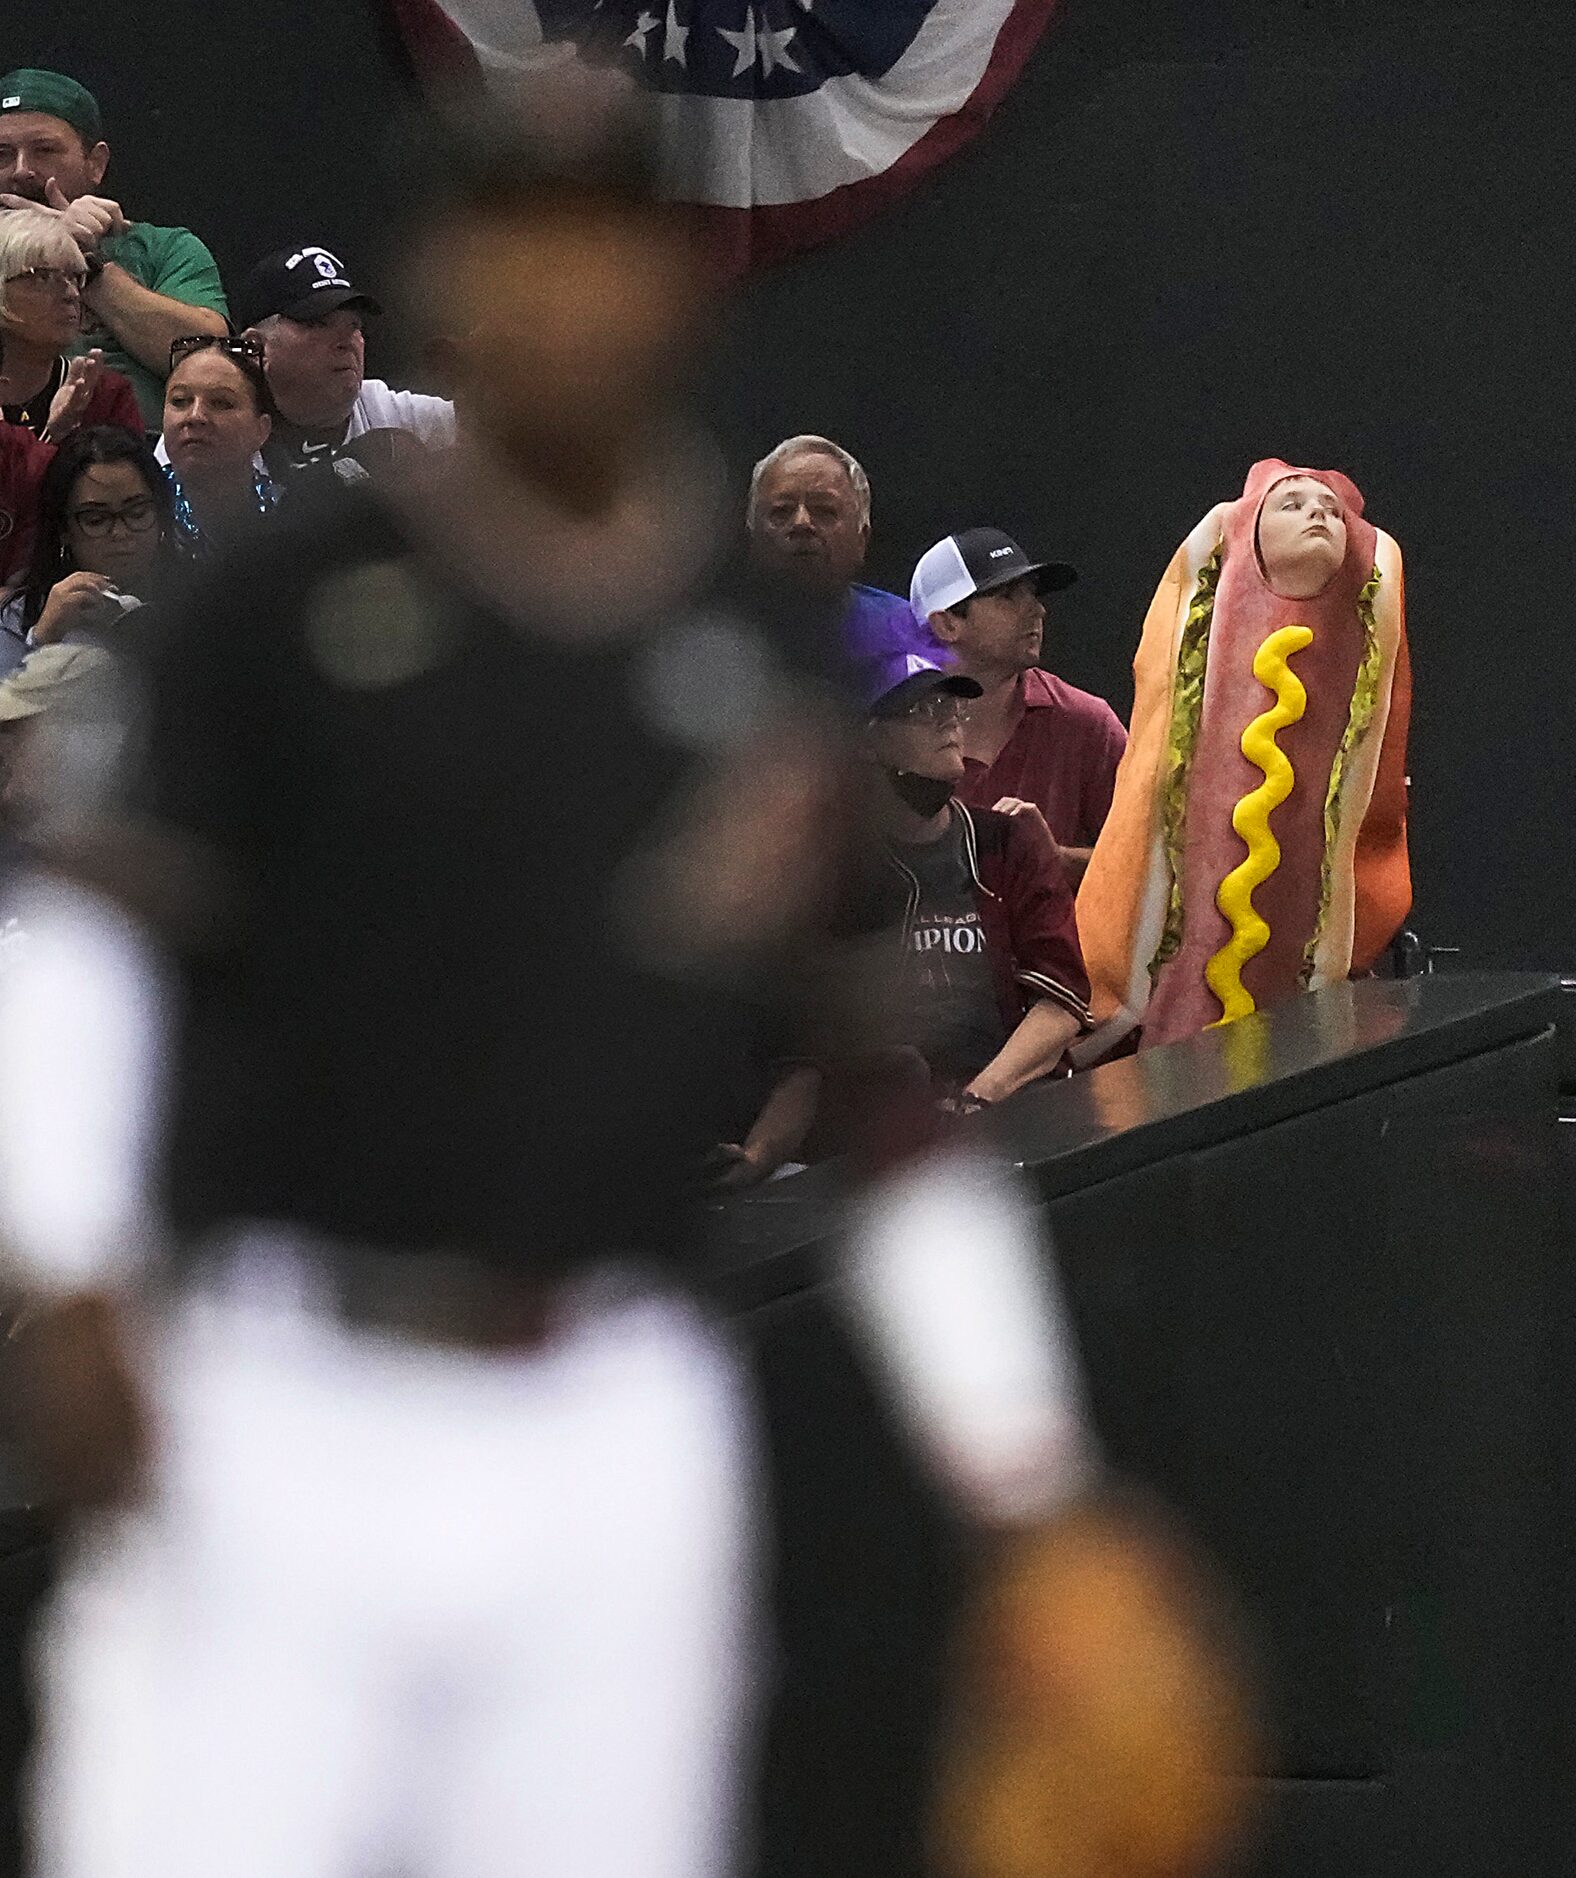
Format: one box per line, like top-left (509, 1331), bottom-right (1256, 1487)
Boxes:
top-left (0, 69), bottom-right (228, 427)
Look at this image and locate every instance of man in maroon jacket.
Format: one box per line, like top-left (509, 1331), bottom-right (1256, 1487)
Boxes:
top-left (913, 527), bottom-right (1126, 887)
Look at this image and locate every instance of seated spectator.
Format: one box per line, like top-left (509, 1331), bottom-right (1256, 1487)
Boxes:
top-left (236, 244), bottom-right (455, 476)
top-left (162, 334), bottom-right (282, 557)
top-left (0, 206), bottom-right (141, 440)
top-left (722, 649), bottom-right (1095, 1180)
top-left (747, 433), bottom-right (927, 659)
top-left (1, 425), bottom-right (175, 673)
top-left (0, 69), bottom-right (229, 427)
top-left (915, 528), bottom-right (1127, 885)
top-left (860, 648), bottom-right (1093, 1108)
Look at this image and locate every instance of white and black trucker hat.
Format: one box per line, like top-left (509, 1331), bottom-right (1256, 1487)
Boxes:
top-left (909, 527), bottom-right (1077, 620)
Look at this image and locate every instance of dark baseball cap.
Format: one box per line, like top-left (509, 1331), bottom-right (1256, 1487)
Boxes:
top-left (910, 527), bottom-right (1076, 619)
top-left (235, 244), bottom-right (382, 331)
top-left (860, 648), bottom-right (983, 720)
top-left (0, 70), bottom-right (103, 145)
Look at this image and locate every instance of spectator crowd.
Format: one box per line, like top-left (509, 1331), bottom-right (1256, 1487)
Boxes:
top-left (0, 64), bottom-right (1133, 1182)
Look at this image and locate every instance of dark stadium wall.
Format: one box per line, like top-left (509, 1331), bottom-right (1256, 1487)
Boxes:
top-left (11, 0), bottom-right (1573, 971)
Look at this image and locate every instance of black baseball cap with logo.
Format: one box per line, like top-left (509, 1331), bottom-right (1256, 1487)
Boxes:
top-left (235, 245), bottom-right (383, 331)
top-left (909, 527), bottom-right (1077, 619)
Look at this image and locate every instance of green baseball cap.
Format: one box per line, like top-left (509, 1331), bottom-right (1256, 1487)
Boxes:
top-left (0, 70), bottom-right (104, 146)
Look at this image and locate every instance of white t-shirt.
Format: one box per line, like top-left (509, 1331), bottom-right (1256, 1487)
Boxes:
top-left (342, 379), bottom-right (456, 451)
top-left (155, 378), bottom-right (456, 466)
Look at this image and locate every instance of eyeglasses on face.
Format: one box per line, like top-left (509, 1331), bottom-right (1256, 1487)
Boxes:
top-left (169, 332), bottom-right (266, 371)
top-left (68, 496), bottom-right (160, 539)
top-left (901, 695), bottom-right (972, 727)
top-left (5, 263), bottom-right (88, 295)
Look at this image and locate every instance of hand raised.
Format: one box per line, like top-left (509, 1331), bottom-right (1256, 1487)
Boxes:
top-left (43, 348), bottom-right (104, 442)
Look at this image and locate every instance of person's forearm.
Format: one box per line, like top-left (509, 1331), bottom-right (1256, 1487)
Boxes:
top-left (0, 875), bottom-right (169, 1295)
top-left (966, 1000), bottom-right (1080, 1107)
top-left (741, 1064), bottom-right (821, 1171)
top-left (82, 264), bottom-right (226, 376)
top-left (838, 1147), bottom-right (1096, 1524)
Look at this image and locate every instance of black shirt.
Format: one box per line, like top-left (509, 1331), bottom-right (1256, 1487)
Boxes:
top-left (0, 357), bottom-right (64, 439)
top-left (105, 487), bottom-right (845, 1276)
top-left (889, 815), bottom-right (1007, 1085)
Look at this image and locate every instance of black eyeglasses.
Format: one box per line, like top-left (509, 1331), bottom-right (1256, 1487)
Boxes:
top-left (169, 332), bottom-right (265, 371)
top-left (68, 495), bottom-right (160, 539)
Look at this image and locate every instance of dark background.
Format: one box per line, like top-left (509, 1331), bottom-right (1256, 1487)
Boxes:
top-left (12, 0), bottom-right (1574, 968)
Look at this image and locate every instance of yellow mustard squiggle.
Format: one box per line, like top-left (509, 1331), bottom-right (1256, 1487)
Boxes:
top-left (1204, 624), bottom-right (1315, 1025)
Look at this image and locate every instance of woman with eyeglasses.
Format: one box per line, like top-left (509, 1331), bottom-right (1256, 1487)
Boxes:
top-left (160, 333), bottom-right (284, 558)
top-left (0, 205), bottom-right (143, 443)
top-left (0, 425), bottom-right (176, 673)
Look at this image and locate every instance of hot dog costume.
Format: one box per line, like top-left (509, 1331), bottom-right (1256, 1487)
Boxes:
top-left (1077, 460), bottom-right (1411, 1049)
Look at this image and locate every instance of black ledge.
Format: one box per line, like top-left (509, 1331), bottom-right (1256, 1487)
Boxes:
top-left (713, 972), bottom-right (1562, 1311)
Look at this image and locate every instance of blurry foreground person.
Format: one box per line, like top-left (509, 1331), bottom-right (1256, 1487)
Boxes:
top-left (0, 77), bottom-right (1248, 1878)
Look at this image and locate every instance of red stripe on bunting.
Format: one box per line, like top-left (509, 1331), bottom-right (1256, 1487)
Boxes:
top-left (374, 0), bottom-right (1062, 276)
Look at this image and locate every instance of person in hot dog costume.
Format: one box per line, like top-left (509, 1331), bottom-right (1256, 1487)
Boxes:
top-left (1077, 460), bottom-right (1411, 1050)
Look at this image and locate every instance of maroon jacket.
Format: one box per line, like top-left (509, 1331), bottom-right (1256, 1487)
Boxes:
top-left (0, 422), bottom-right (53, 588)
top-left (885, 800), bottom-right (1093, 1039)
top-left (957, 667), bottom-right (1127, 850)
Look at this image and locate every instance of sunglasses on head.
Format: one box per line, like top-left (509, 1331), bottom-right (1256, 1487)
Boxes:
top-left (169, 332), bottom-right (266, 371)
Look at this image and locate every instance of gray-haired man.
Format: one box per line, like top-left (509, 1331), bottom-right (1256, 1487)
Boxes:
top-left (746, 433), bottom-right (929, 663)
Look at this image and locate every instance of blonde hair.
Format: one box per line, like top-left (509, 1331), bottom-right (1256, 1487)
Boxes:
top-left (0, 205), bottom-right (85, 320)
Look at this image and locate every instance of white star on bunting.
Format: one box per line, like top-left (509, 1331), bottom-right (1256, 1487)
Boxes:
top-left (624, 8), bottom-right (659, 54)
top-left (717, 11), bottom-right (757, 78)
top-left (760, 24), bottom-right (801, 75)
top-left (663, 0), bottom-right (689, 65)
top-left (719, 8), bottom-right (801, 79)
